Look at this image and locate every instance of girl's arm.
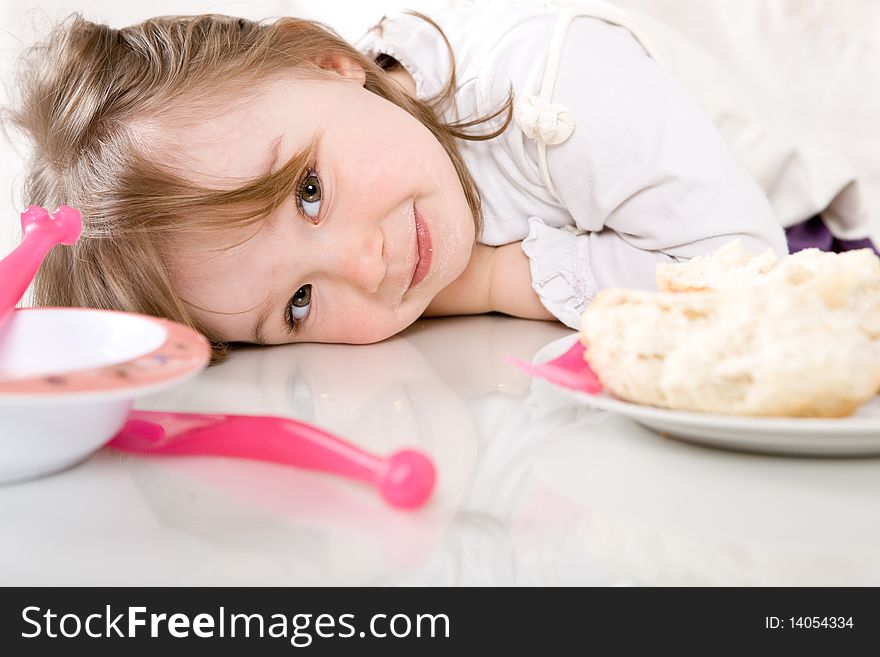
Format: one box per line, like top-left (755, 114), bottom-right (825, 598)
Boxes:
top-left (423, 243), bottom-right (555, 320)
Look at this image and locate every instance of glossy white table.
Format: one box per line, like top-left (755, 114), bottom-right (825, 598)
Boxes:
top-left (2, 315), bottom-right (879, 586)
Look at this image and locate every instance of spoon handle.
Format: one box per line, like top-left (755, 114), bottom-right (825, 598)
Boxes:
top-left (109, 410), bottom-right (436, 509)
top-left (506, 340), bottom-right (602, 394)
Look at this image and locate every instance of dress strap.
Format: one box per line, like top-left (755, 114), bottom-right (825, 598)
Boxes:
top-left (513, 8), bottom-right (579, 203)
top-left (513, 2), bottom-right (663, 204)
top-left (538, 8), bottom-right (578, 107)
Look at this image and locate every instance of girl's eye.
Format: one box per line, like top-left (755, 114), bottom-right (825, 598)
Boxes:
top-left (288, 284), bottom-right (312, 328)
top-left (297, 171), bottom-right (322, 219)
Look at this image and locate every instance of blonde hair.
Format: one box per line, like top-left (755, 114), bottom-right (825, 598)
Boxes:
top-left (8, 12), bottom-right (512, 361)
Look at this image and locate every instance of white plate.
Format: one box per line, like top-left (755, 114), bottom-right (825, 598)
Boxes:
top-left (535, 335), bottom-right (880, 457)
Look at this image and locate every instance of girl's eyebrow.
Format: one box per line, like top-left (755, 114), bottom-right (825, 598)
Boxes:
top-left (243, 133), bottom-right (319, 222)
top-left (252, 298), bottom-right (272, 345)
top-left (264, 135), bottom-right (285, 173)
top-left (240, 135), bottom-right (287, 346)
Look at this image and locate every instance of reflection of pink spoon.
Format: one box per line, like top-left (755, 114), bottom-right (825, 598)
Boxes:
top-left (0, 205), bottom-right (82, 327)
top-left (506, 340), bottom-right (602, 394)
top-left (108, 410), bottom-right (436, 510)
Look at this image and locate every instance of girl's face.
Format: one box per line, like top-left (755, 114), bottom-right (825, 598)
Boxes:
top-left (166, 63), bottom-right (475, 344)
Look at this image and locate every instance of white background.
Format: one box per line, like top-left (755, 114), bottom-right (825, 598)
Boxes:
top-left (2, 0), bottom-right (879, 258)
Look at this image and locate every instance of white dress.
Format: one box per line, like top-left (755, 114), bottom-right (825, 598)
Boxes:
top-left (356, 2), bottom-right (861, 328)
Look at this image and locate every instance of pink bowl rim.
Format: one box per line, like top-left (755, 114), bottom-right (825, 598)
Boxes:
top-left (0, 307), bottom-right (211, 404)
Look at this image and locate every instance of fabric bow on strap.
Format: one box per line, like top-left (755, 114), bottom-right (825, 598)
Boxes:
top-left (513, 94), bottom-right (575, 145)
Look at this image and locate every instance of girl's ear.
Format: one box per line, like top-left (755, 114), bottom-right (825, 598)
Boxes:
top-left (313, 54), bottom-right (366, 86)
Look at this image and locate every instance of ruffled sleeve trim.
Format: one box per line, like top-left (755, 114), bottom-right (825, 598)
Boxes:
top-left (520, 217), bottom-right (597, 328)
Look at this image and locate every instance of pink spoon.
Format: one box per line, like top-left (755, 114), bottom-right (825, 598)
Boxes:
top-left (506, 339), bottom-right (602, 394)
top-left (0, 205), bottom-right (82, 326)
top-left (108, 410), bottom-right (437, 510)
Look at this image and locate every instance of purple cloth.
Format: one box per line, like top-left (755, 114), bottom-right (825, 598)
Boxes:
top-left (785, 215), bottom-right (879, 255)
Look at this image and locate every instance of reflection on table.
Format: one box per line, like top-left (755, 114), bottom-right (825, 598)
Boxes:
top-left (1, 315), bottom-right (878, 585)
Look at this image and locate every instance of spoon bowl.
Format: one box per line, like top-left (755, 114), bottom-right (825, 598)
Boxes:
top-left (0, 205), bottom-right (82, 327)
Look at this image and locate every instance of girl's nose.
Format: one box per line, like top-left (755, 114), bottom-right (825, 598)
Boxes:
top-left (326, 228), bottom-right (386, 293)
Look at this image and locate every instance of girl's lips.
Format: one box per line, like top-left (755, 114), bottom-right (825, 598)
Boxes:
top-left (409, 204), bottom-right (432, 289)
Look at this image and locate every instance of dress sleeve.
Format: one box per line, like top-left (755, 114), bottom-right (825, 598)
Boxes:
top-left (519, 17), bottom-right (789, 327)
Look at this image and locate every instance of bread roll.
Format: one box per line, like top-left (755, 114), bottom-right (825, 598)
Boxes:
top-left (581, 285), bottom-right (880, 417)
top-left (657, 242), bottom-right (880, 336)
top-left (656, 240), bottom-right (778, 292)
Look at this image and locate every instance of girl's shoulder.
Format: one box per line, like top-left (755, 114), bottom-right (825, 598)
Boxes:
top-left (356, 3), bottom-right (559, 101)
top-left (357, 3), bottom-right (655, 109)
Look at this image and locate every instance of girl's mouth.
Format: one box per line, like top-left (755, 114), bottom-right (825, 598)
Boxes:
top-left (409, 203), bottom-right (432, 289)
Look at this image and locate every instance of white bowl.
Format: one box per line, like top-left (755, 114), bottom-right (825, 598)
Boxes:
top-left (0, 307), bottom-right (211, 483)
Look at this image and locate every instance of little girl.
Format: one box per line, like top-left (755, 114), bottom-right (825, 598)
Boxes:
top-left (8, 2), bottom-right (873, 360)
